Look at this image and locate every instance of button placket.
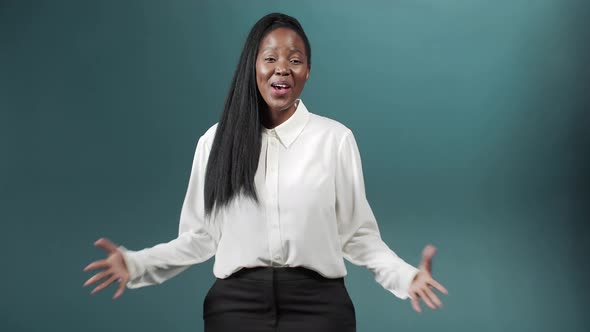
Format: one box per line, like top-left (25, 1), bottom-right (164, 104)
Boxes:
top-left (265, 130), bottom-right (283, 265)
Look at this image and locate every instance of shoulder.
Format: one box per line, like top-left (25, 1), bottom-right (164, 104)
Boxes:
top-left (307, 112), bottom-right (354, 144)
top-left (198, 123), bottom-right (219, 149)
top-left (309, 113), bottom-right (352, 137)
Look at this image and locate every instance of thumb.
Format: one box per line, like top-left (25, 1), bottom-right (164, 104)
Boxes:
top-left (94, 237), bottom-right (118, 254)
top-left (418, 244), bottom-right (437, 274)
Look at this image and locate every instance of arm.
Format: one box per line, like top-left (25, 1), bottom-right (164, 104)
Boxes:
top-left (118, 134), bottom-right (220, 289)
top-left (335, 130), bottom-right (419, 300)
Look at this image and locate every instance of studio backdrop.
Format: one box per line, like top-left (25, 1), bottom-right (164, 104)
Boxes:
top-left (1, 1), bottom-right (588, 331)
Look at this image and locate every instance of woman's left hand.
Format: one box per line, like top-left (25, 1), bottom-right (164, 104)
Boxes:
top-left (408, 244), bottom-right (448, 313)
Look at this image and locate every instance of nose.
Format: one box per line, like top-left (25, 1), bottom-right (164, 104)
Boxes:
top-left (274, 60), bottom-right (290, 76)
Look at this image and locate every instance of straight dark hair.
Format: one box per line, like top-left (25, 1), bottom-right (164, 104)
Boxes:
top-left (204, 13), bottom-right (312, 218)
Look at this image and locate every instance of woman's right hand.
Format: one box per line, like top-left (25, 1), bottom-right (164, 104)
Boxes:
top-left (83, 237), bottom-right (130, 300)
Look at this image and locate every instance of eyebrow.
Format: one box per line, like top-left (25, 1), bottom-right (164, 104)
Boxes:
top-left (261, 47), bottom-right (304, 54)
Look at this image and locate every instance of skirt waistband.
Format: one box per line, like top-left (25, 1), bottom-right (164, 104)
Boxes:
top-left (226, 266), bottom-right (344, 282)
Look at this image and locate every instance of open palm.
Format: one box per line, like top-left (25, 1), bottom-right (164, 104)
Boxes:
top-left (83, 238), bottom-right (130, 300)
top-left (408, 244), bottom-right (448, 313)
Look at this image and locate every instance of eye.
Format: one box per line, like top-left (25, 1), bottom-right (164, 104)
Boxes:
top-left (264, 57), bottom-right (276, 62)
top-left (290, 59), bottom-right (302, 64)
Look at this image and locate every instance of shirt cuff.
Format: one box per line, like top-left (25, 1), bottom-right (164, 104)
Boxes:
top-left (396, 261), bottom-right (420, 300)
top-left (117, 245), bottom-right (142, 286)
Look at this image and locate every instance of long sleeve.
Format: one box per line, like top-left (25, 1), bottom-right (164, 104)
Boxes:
top-left (117, 134), bottom-right (221, 289)
top-left (335, 130), bottom-right (419, 300)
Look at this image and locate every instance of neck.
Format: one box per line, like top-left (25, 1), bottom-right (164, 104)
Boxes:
top-left (261, 101), bottom-right (298, 129)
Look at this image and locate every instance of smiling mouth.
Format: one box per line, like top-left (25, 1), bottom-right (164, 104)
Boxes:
top-left (271, 81), bottom-right (291, 89)
top-left (270, 82), bottom-right (291, 95)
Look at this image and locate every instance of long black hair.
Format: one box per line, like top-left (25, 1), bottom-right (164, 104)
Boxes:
top-left (204, 13), bottom-right (312, 217)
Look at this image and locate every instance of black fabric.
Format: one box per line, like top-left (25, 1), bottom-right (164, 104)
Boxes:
top-left (203, 267), bottom-right (356, 332)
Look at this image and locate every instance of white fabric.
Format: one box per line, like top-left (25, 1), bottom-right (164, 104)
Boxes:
top-left (118, 99), bottom-right (419, 300)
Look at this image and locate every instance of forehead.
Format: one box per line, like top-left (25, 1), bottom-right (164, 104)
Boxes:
top-left (259, 27), bottom-right (306, 53)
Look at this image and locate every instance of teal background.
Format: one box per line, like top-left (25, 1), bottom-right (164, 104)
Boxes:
top-left (1, 0), bottom-right (588, 331)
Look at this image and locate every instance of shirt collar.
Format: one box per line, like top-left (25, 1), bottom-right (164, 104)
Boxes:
top-left (262, 99), bottom-right (310, 148)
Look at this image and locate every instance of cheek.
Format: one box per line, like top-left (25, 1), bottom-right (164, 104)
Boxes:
top-left (255, 64), bottom-right (263, 86)
top-left (256, 64), bottom-right (272, 83)
top-left (295, 73), bottom-right (308, 90)
top-left (294, 68), bottom-right (308, 83)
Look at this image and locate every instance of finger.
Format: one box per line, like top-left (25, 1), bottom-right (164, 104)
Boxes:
top-left (94, 238), bottom-right (119, 254)
top-left (428, 278), bottom-right (449, 295)
top-left (90, 274), bottom-right (117, 295)
top-left (83, 270), bottom-right (110, 287)
top-left (113, 277), bottom-right (126, 300)
top-left (417, 288), bottom-right (436, 310)
top-left (83, 259), bottom-right (109, 272)
top-left (410, 292), bottom-right (422, 313)
top-left (419, 244), bottom-right (437, 273)
top-left (425, 287), bottom-right (443, 308)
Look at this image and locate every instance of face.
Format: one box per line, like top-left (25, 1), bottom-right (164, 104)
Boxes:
top-left (256, 27), bottom-right (310, 114)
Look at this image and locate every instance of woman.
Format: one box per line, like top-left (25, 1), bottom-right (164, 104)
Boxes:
top-left (83, 12), bottom-right (448, 331)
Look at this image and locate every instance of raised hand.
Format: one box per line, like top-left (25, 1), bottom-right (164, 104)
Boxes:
top-left (408, 244), bottom-right (448, 313)
top-left (83, 238), bottom-right (130, 300)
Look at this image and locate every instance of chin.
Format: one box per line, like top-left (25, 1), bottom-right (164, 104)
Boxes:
top-left (268, 99), bottom-right (294, 112)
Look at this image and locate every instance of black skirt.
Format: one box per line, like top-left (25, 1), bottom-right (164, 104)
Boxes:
top-left (203, 266), bottom-right (356, 332)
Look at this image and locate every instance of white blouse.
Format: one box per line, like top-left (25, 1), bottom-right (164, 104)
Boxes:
top-left (118, 99), bottom-right (419, 300)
